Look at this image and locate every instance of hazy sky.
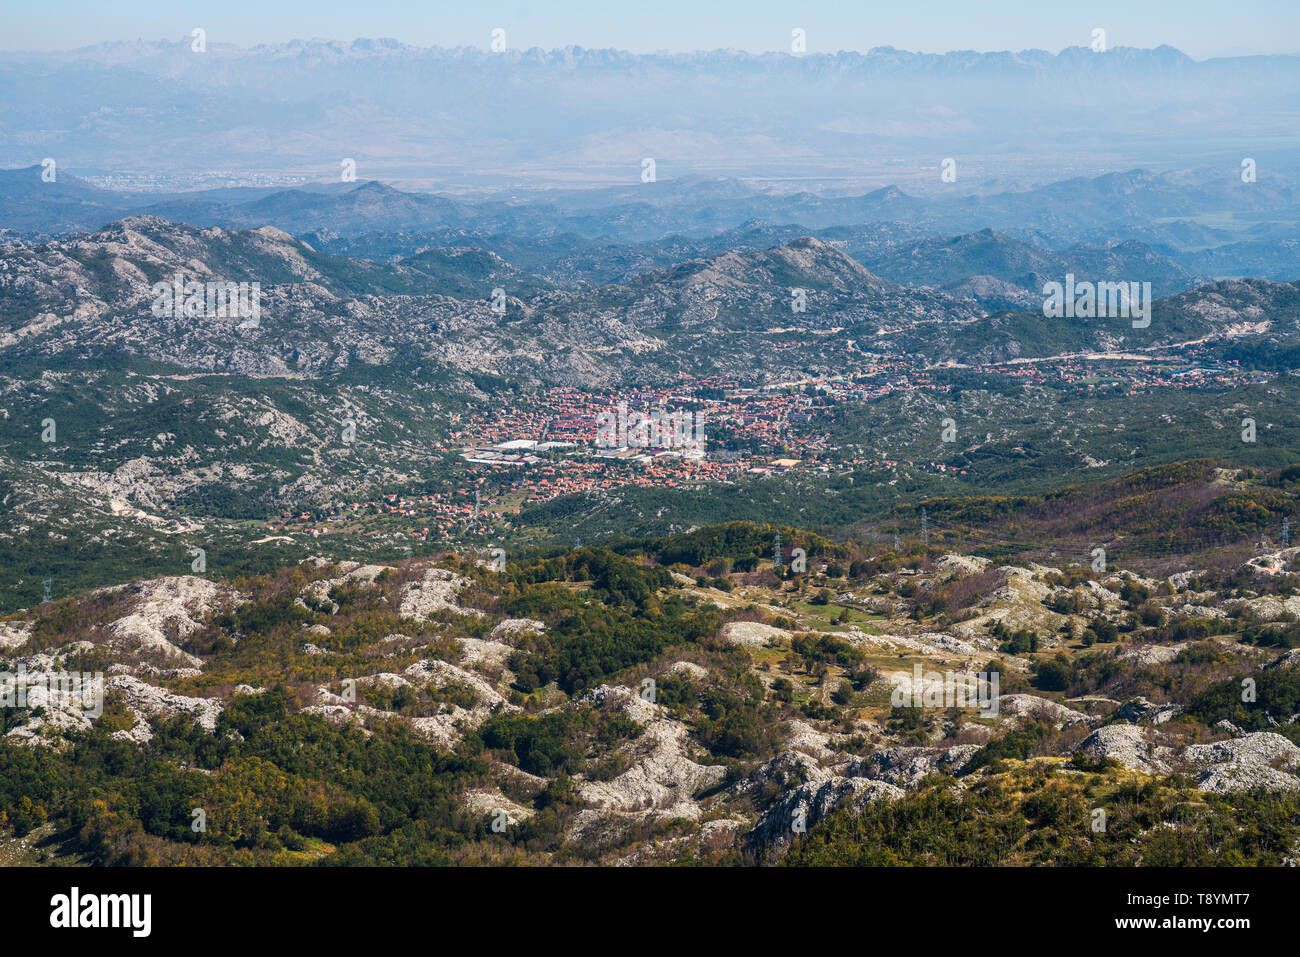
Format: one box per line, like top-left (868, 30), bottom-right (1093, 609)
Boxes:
top-left (4, 0), bottom-right (1298, 58)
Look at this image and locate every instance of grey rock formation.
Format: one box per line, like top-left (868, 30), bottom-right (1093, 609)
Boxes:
top-left (849, 744), bottom-right (981, 787)
top-left (1073, 725), bottom-right (1171, 773)
top-left (1114, 696), bottom-right (1182, 725)
top-left (749, 776), bottom-right (904, 859)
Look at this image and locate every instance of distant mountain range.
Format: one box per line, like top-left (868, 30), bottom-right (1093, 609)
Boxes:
top-left (3, 168), bottom-right (1297, 298)
top-left (6, 165), bottom-right (1294, 242)
top-left (3, 40), bottom-right (1299, 190)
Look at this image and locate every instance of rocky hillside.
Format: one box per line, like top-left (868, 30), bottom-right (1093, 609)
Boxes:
top-left (4, 529), bottom-right (1300, 865)
top-left (862, 229), bottom-right (1200, 304)
top-left (0, 217), bottom-right (986, 382)
top-left (880, 277), bottom-right (1300, 365)
top-left (6, 216), bottom-right (1298, 383)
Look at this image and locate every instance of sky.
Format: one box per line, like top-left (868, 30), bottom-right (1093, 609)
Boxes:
top-left (3, 0), bottom-right (1298, 58)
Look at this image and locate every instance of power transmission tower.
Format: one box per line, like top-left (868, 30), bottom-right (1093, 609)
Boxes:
top-left (921, 508), bottom-right (928, 546)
